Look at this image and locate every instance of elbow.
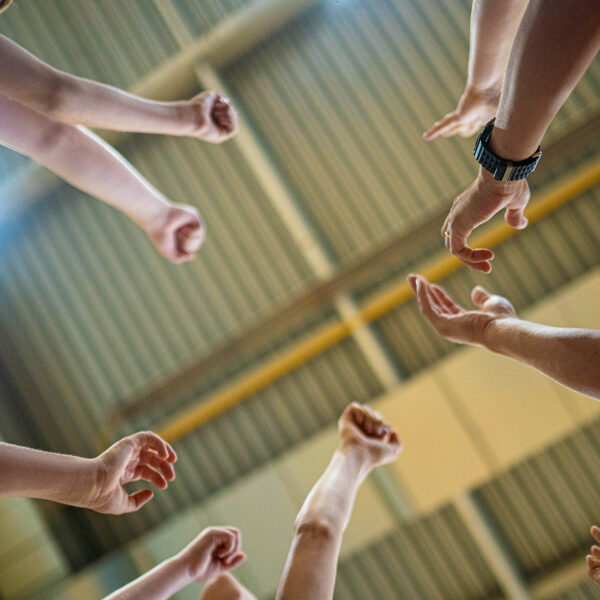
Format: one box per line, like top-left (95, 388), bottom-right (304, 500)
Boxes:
top-left (294, 516), bottom-right (337, 544)
top-left (38, 72), bottom-right (72, 121)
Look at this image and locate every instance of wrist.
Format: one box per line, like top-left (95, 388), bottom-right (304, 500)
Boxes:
top-left (489, 122), bottom-right (539, 163)
top-left (481, 317), bottom-right (522, 354)
top-left (162, 555), bottom-right (195, 588)
top-left (334, 445), bottom-right (373, 481)
top-left (57, 456), bottom-right (100, 508)
top-left (136, 198), bottom-right (173, 235)
top-left (476, 165), bottom-right (523, 194)
top-left (465, 80), bottom-right (502, 100)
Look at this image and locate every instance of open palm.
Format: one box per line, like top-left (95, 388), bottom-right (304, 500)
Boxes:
top-left (408, 274), bottom-right (516, 345)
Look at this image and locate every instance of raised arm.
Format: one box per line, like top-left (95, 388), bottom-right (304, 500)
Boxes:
top-left (0, 93), bottom-right (203, 263)
top-left (0, 431), bottom-right (177, 513)
top-left (408, 274), bottom-right (600, 400)
top-left (490, 0), bottom-right (600, 160)
top-left (276, 404), bottom-right (402, 600)
top-left (424, 0), bottom-right (527, 141)
top-left (104, 527), bottom-right (246, 600)
top-left (441, 0), bottom-right (600, 272)
top-left (0, 35), bottom-right (238, 142)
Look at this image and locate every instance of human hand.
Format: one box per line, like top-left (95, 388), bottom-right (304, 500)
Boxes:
top-left (442, 168), bottom-right (530, 273)
top-left (408, 273), bottom-right (517, 346)
top-left (423, 85), bottom-right (500, 141)
top-left (200, 573), bottom-right (257, 600)
top-left (146, 203), bottom-right (206, 264)
top-left (189, 91), bottom-right (239, 144)
top-left (587, 526), bottom-right (600, 587)
top-left (338, 403), bottom-right (402, 470)
top-left (178, 527), bottom-right (246, 583)
top-left (87, 431), bottom-right (177, 515)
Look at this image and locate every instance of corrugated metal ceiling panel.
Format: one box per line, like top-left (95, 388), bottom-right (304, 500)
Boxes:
top-left (475, 418), bottom-right (600, 579)
top-left (335, 504), bottom-right (502, 600)
top-left (0, 0), bottom-right (179, 90)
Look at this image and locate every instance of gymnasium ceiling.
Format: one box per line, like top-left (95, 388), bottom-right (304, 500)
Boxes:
top-left (0, 1), bottom-right (599, 599)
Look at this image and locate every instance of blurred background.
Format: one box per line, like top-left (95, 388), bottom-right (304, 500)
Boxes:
top-left (0, 1), bottom-right (599, 599)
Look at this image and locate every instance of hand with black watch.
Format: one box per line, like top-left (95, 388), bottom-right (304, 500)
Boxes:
top-left (441, 118), bottom-right (537, 273)
top-left (436, 0), bottom-right (599, 272)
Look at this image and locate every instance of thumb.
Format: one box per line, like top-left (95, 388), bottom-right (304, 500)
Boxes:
top-left (471, 285), bottom-right (491, 308)
top-left (505, 206), bottom-right (528, 230)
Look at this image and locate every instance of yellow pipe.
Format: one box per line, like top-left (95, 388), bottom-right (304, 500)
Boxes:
top-left (158, 160), bottom-right (600, 443)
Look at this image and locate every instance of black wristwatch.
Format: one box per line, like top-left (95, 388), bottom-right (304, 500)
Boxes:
top-left (474, 118), bottom-right (542, 181)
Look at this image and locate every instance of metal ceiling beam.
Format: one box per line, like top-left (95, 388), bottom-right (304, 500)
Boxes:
top-left (197, 62), bottom-right (413, 522)
top-left (104, 113), bottom-right (600, 427)
top-left (454, 492), bottom-right (532, 600)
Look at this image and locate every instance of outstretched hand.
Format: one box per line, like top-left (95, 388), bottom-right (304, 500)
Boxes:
top-left (88, 431), bottom-right (177, 514)
top-left (178, 527), bottom-right (246, 583)
top-left (442, 168), bottom-right (530, 273)
top-left (189, 91), bottom-right (239, 144)
top-left (338, 403), bottom-right (402, 469)
top-left (423, 86), bottom-right (500, 141)
top-left (408, 273), bottom-right (516, 346)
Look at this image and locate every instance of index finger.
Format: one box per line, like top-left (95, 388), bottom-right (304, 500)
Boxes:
top-left (423, 112), bottom-right (457, 141)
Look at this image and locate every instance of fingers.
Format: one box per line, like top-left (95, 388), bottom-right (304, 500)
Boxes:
top-left (471, 285), bottom-right (491, 308)
top-left (133, 464), bottom-right (168, 489)
top-left (140, 449), bottom-right (176, 481)
top-left (130, 431), bottom-right (177, 462)
top-left (348, 403), bottom-right (364, 427)
top-left (449, 236), bottom-right (494, 273)
top-left (414, 277), bottom-right (442, 325)
top-left (211, 95), bottom-right (239, 134)
top-left (348, 403), bottom-right (392, 440)
top-left (592, 525), bottom-right (600, 544)
top-left (423, 111), bottom-right (458, 141)
top-left (224, 552), bottom-right (246, 569)
top-left (125, 489), bottom-right (154, 513)
top-left (215, 528), bottom-right (241, 559)
top-left (177, 223), bottom-right (205, 255)
top-left (429, 283), bottom-right (461, 315)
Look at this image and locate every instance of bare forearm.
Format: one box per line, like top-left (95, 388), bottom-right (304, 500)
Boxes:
top-left (0, 35), bottom-right (191, 134)
top-left (296, 449), bottom-right (367, 534)
top-left (104, 557), bottom-right (192, 600)
top-left (485, 319), bottom-right (600, 399)
top-left (467, 0), bottom-right (528, 93)
top-left (276, 448), bottom-right (369, 600)
top-left (0, 442), bottom-right (96, 507)
top-left (491, 0), bottom-right (600, 160)
top-left (0, 94), bottom-right (170, 230)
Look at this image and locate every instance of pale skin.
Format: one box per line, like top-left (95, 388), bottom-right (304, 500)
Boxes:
top-left (423, 0), bottom-right (527, 141)
top-left (200, 573), bottom-right (257, 600)
top-left (433, 0), bottom-right (600, 272)
top-left (408, 273), bottom-right (600, 400)
top-left (275, 403), bottom-right (402, 600)
top-left (104, 527), bottom-right (246, 600)
top-left (0, 34), bottom-right (240, 264)
top-left (0, 431), bottom-right (177, 514)
top-left (587, 526), bottom-right (600, 588)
